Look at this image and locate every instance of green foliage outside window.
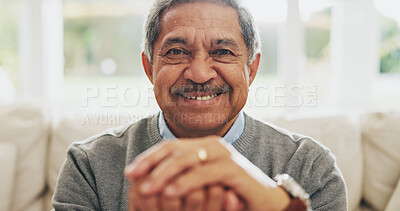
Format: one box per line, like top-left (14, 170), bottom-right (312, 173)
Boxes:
top-left (305, 8), bottom-right (331, 61)
top-left (380, 16), bottom-right (400, 74)
top-left (0, 2), bottom-right (18, 87)
top-left (306, 27), bottom-right (330, 59)
top-left (64, 15), bottom-right (145, 76)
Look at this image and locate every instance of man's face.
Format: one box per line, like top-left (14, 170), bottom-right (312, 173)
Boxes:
top-left (142, 2), bottom-right (260, 137)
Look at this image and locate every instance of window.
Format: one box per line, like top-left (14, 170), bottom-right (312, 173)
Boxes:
top-left (377, 10), bottom-right (400, 74)
top-left (0, 0), bottom-right (19, 90)
top-left (300, 0), bottom-right (332, 107)
top-left (242, 1), bottom-right (286, 117)
top-left (62, 0), bottom-right (156, 113)
top-left (302, 2), bottom-right (332, 74)
top-left (375, 0), bottom-right (400, 74)
top-left (1, 0), bottom-right (397, 111)
top-left (372, 0), bottom-right (400, 108)
top-left (246, 0), bottom-right (285, 75)
top-left (63, 1), bottom-right (149, 77)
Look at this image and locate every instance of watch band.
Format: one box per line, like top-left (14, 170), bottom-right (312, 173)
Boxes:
top-left (274, 174), bottom-right (311, 211)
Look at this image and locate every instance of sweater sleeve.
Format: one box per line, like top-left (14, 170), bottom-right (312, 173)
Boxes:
top-left (52, 144), bottom-right (101, 211)
top-left (307, 150), bottom-right (348, 211)
top-left (287, 140), bottom-right (348, 211)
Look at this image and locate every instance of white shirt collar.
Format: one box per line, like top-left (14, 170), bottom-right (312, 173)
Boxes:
top-left (158, 111), bottom-right (245, 144)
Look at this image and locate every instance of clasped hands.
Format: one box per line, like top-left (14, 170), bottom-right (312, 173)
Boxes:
top-left (124, 136), bottom-right (290, 211)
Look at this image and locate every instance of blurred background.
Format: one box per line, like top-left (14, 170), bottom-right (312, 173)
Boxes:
top-left (0, 0), bottom-right (399, 117)
top-left (2, 2), bottom-right (400, 211)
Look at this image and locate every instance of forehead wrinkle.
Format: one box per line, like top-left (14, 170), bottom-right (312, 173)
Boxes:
top-left (158, 3), bottom-right (245, 53)
top-left (161, 29), bottom-right (211, 50)
top-left (160, 30), bottom-right (196, 48)
top-left (164, 3), bottom-right (236, 26)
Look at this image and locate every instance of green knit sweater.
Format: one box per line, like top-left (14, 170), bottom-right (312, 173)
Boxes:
top-left (52, 113), bottom-right (347, 210)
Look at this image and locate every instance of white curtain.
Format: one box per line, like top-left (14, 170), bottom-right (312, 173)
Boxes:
top-left (0, 67), bottom-right (16, 105)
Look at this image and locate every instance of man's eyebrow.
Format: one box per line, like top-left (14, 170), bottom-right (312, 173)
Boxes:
top-left (212, 39), bottom-right (240, 49)
top-left (164, 37), bottom-right (187, 45)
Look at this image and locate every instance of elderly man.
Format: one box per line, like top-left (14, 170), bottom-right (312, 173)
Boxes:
top-left (52, 0), bottom-right (347, 210)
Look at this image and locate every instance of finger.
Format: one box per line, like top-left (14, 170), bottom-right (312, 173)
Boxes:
top-left (129, 179), bottom-right (161, 211)
top-left (161, 196), bottom-right (182, 211)
top-left (206, 185), bottom-right (224, 211)
top-left (125, 142), bottom-right (178, 179)
top-left (128, 183), bottom-right (142, 211)
top-left (163, 160), bottom-right (240, 198)
top-left (138, 195), bottom-right (160, 211)
top-left (139, 141), bottom-right (231, 195)
top-left (126, 136), bottom-right (229, 180)
top-left (128, 189), bottom-right (142, 211)
top-left (140, 149), bottom-right (202, 195)
top-left (224, 190), bottom-right (245, 211)
top-left (183, 189), bottom-right (206, 211)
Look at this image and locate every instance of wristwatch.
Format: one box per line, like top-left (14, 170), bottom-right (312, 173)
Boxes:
top-left (274, 174), bottom-right (311, 211)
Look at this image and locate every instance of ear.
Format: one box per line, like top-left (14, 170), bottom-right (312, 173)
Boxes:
top-left (142, 52), bottom-right (154, 84)
top-left (248, 53), bottom-right (261, 86)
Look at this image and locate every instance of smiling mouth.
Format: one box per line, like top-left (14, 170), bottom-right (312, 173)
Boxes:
top-left (170, 83), bottom-right (231, 101)
top-left (180, 93), bottom-right (222, 101)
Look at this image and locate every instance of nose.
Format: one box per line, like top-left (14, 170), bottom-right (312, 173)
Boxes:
top-left (183, 55), bottom-right (217, 84)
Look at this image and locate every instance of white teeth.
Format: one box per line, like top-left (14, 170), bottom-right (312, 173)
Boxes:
top-left (183, 94), bottom-right (218, 101)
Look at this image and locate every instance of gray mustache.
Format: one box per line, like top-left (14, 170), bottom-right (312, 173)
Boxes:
top-left (170, 83), bottom-right (231, 95)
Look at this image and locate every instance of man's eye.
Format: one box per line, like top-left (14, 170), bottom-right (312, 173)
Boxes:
top-left (166, 49), bottom-right (185, 55)
top-left (212, 49), bottom-right (234, 56)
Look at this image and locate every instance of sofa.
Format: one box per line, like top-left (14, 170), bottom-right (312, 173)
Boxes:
top-left (0, 102), bottom-right (399, 211)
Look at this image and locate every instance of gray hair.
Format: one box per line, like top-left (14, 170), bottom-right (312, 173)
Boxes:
top-left (143, 0), bottom-right (261, 65)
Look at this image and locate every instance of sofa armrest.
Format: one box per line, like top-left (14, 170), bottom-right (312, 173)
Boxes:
top-left (0, 143), bottom-right (17, 211)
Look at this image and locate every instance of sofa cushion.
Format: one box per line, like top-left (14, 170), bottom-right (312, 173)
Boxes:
top-left (0, 103), bottom-right (49, 211)
top-left (385, 178), bottom-right (400, 211)
top-left (0, 143), bottom-right (17, 211)
top-left (361, 111), bottom-right (400, 211)
top-left (270, 115), bottom-right (363, 211)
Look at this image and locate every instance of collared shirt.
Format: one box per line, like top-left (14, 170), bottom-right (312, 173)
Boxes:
top-left (158, 111), bottom-right (245, 145)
